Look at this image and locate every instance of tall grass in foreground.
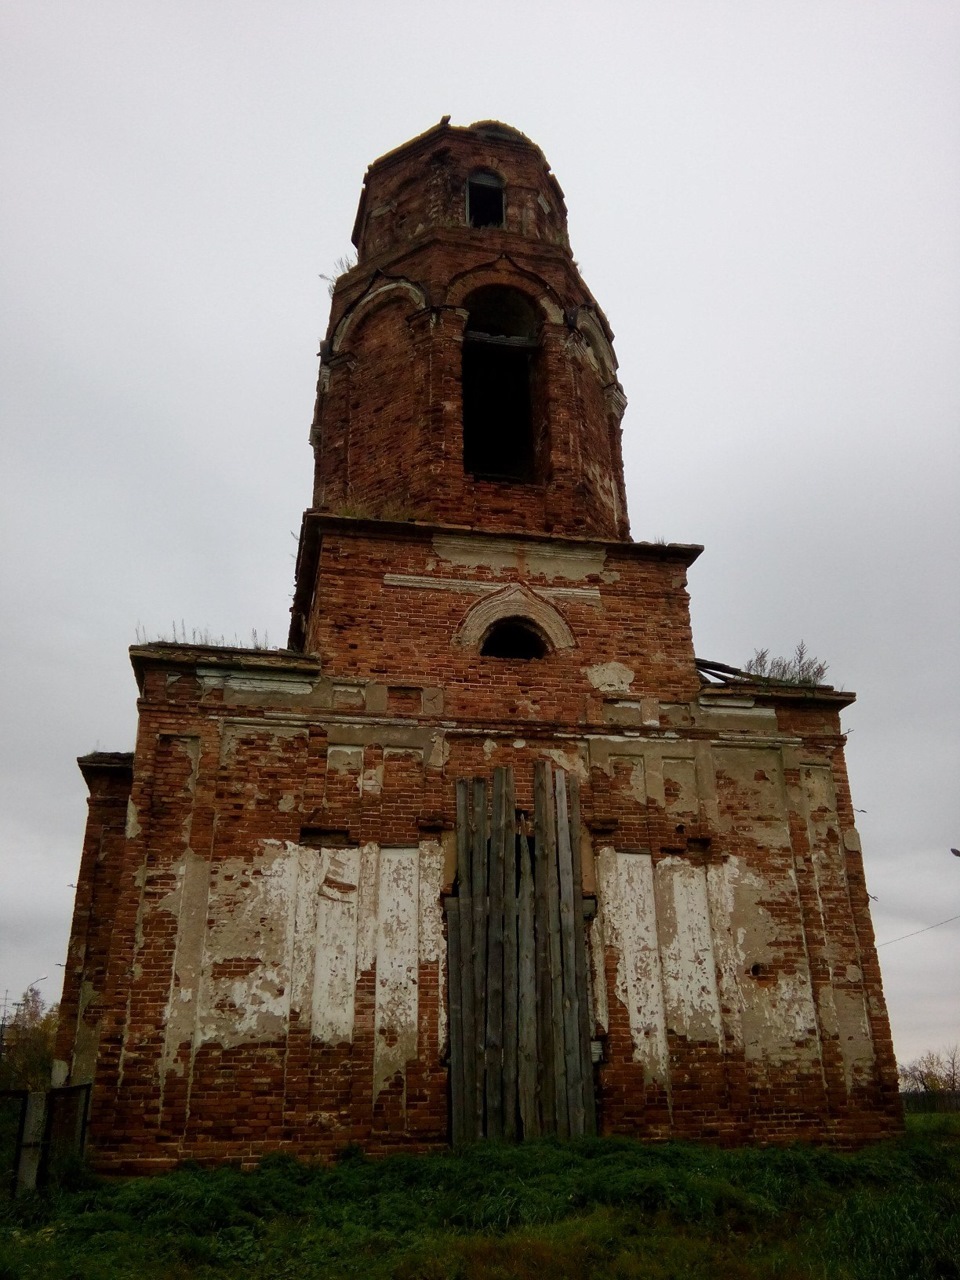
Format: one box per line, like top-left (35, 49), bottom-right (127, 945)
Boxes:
top-left (1, 1118), bottom-right (957, 1279)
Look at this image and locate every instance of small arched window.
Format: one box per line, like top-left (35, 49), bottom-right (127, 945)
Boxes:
top-left (466, 170), bottom-right (505, 228)
top-left (462, 286), bottom-right (539, 482)
top-left (480, 617), bottom-right (549, 660)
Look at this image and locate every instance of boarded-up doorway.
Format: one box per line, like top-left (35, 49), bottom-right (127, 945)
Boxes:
top-left (445, 761), bottom-right (596, 1142)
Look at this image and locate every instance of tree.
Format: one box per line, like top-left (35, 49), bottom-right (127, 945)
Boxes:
top-left (898, 1045), bottom-right (960, 1093)
top-left (0, 985), bottom-right (58, 1091)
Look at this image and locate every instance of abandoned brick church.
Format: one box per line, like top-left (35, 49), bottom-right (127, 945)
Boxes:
top-left (57, 120), bottom-right (902, 1171)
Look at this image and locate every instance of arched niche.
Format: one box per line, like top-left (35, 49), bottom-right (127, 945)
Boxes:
top-left (331, 277), bottom-right (428, 354)
top-left (453, 585), bottom-right (575, 652)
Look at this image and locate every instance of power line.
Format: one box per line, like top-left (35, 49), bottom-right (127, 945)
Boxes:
top-left (876, 913), bottom-right (960, 948)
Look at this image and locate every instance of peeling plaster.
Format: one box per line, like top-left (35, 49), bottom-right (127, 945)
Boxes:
top-left (544, 748), bottom-right (588, 781)
top-left (418, 842), bottom-right (446, 1053)
top-left (125, 800), bottom-right (141, 839)
top-left (654, 858), bottom-right (723, 1045)
top-left (373, 849), bottom-right (420, 1108)
top-left (312, 847), bottom-right (361, 1044)
top-left (584, 661), bottom-right (634, 693)
top-left (595, 847), bottom-right (669, 1084)
top-left (432, 534), bottom-right (607, 581)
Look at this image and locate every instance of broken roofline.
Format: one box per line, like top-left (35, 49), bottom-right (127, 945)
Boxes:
top-left (697, 658), bottom-right (855, 708)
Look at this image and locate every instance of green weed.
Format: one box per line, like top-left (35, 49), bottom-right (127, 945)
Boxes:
top-left (1, 1128), bottom-right (958, 1278)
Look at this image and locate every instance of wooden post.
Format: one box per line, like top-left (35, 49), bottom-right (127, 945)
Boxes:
top-left (568, 774), bottom-right (597, 1134)
top-left (485, 769), bottom-right (506, 1138)
top-left (455, 779), bottom-right (477, 1141)
top-left (533, 761), bottom-right (556, 1134)
top-left (445, 895), bottom-right (465, 1145)
top-left (555, 769), bottom-right (585, 1138)
top-left (543, 762), bottom-right (569, 1137)
top-left (471, 777), bottom-right (488, 1135)
top-left (502, 769), bottom-right (519, 1140)
top-left (517, 824), bottom-right (538, 1137)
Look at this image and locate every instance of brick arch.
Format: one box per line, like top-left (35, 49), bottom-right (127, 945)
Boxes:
top-left (444, 256), bottom-right (565, 323)
top-left (570, 307), bottom-right (618, 383)
top-left (452, 585), bottom-right (576, 651)
top-left (331, 276), bottom-right (428, 353)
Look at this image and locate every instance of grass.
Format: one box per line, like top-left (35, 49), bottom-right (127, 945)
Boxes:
top-left (1, 1117), bottom-right (958, 1279)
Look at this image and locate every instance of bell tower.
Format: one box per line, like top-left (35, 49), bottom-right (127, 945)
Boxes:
top-left (303, 120), bottom-right (629, 558)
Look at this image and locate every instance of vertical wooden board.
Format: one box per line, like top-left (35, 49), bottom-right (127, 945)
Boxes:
top-left (485, 768), bottom-right (506, 1138)
top-left (567, 776), bottom-right (597, 1134)
top-left (455, 780), bottom-right (477, 1140)
top-left (543, 764), bottom-right (569, 1137)
top-left (517, 827), bottom-right (538, 1138)
top-left (555, 772), bottom-right (585, 1138)
top-left (533, 761), bottom-right (556, 1134)
top-left (502, 770), bottom-right (519, 1140)
top-left (471, 778), bottom-right (489, 1134)
top-left (446, 897), bottom-right (466, 1146)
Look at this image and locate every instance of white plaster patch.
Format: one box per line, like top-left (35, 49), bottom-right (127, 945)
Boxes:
top-left (595, 848), bottom-right (669, 1083)
top-left (125, 799), bottom-right (141, 839)
top-left (545, 749), bottom-right (587, 781)
top-left (418, 842), bottom-right (446, 1053)
top-left (373, 849), bottom-right (420, 1108)
top-left (654, 858), bottom-right (723, 1045)
top-left (432, 534), bottom-right (607, 581)
top-left (356, 844), bottom-right (380, 973)
top-left (705, 861), bottom-right (745, 1052)
top-left (584, 661), bottom-right (634, 693)
top-left (192, 840), bottom-right (302, 1050)
top-left (312, 848), bottom-right (361, 1044)
top-left (328, 745), bottom-right (363, 773)
top-left (362, 765), bottom-right (384, 794)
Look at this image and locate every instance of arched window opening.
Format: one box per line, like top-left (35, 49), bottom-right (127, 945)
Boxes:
top-left (480, 617), bottom-right (548, 660)
top-left (466, 170), bottom-right (505, 228)
top-left (462, 286), bottom-right (539, 482)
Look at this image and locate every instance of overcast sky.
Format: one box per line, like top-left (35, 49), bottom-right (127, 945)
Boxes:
top-left (1, 2), bottom-right (958, 1064)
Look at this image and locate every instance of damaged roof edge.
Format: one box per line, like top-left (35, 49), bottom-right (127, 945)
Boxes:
top-left (128, 643), bottom-right (321, 693)
top-left (696, 657), bottom-right (856, 707)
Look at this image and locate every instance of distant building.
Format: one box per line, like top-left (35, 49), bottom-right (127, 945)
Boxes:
top-left (57, 120), bottom-right (902, 1171)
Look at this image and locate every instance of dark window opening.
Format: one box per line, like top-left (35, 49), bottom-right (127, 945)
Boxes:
top-left (480, 617), bottom-right (548, 660)
top-left (462, 343), bottom-right (533, 479)
top-left (462, 286), bottom-right (539, 482)
top-left (467, 171), bottom-right (505, 228)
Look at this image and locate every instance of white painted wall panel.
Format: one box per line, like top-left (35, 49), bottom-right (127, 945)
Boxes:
top-left (596, 847), bottom-right (669, 1083)
top-left (311, 847), bottom-right (361, 1045)
top-left (373, 848), bottom-right (420, 1104)
top-left (654, 857), bottom-right (723, 1045)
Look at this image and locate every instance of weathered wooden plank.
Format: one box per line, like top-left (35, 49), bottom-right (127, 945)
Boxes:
top-left (555, 769), bottom-right (585, 1138)
top-left (471, 777), bottom-right (489, 1135)
top-left (517, 824), bottom-right (538, 1137)
top-left (445, 895), bottom-right (466, 1145)
top-left (455, 779), bottom-right (477, 1142)
top-left (533, 761), bottom-right (555, 1134)
top-left (568, 773), bottom-right (597, 1134)
top-left (485, 768), bottom-right (506, 1138)
top-left (502, 768), bottom-right (519, 1140)
top-left (543, 762), bottom-right (569, 1137)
